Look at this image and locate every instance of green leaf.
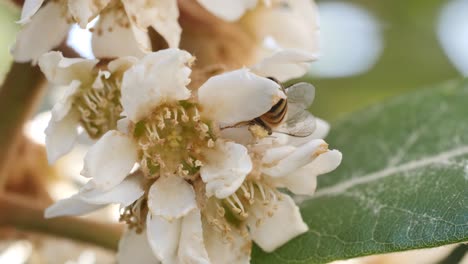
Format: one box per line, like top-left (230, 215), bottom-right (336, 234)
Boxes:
top-left (252, 79), bottom-right (468, 263)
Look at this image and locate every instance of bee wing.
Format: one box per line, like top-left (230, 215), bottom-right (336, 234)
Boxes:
top-left (274, 82), bottom-right (316, 137)
top-left (286, 82), bottom-right (316, 109)
top-left (275, 109), bottom-right (317, 137)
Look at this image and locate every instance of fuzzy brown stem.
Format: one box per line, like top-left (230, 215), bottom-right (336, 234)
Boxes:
top-left (0, 192), bottom-right (123, 250)
top-left (0, 63), bottom-right (45, 190)
top-left (0, 44), bottom-right (81, 191)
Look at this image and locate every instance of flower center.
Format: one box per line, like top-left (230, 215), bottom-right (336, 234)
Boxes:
top-left (133, 102), bottom-right (216, 179)
top-left (74, 78), bottom-right (123, 139)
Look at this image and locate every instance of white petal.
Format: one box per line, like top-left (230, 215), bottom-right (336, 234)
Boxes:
top-left (121, 49), bottom-right (193, 122)
top-left (44, 195), bottom-right (105, 218)
top-left (81, 131), bottom-right (138, 191)
top-left (261, 145), bottom-right (295, 165)
top-left (146, 214), bottom-right (181, 262)
top-left (67, 0), bottom-right (110, 28)
top-left (50, 80), bottom-right (81, 122)
top-left (241, 0), bottom-right (319, 58)
top-left (107, 56), bottom-right (138, 74)
top-left (274, 150), bottom-right (342, 195)
top-left (203, 222), bottom-right (251, 264)
top-left (18, 0), bottom-right (45, 24)
top-left (201, 140), bottom-right (252, 199)
top-left (121, 0), bottom-right (181, 48)
top-left (79, 174), bottom-right (145, 206)
top-left (38, 51), bottom-right (98, 85)
top-left (198, 69), bottom-right (284, 124)
top-left (45, 110), bottom-right (80, 164)
top-left (117, 117), bottom-right (131, 134)
top-left (147, 176), bottom-right (197, 220)
top-left (12, 2), bottom-right (70, 63)
top-left (118, 229), bottom-right (161, 264)
top-left (262, 139), bottom-right (328, 178)
top-left (178, 209), bottom-right (210, 264)
top-left (219, 126), bottom-right (254, 146)
top-left (247, 194), bottom-right (308, 252)
top-left (197, 0), bottom-right (257, 21)
top-left (92, 9), bottom-right (149, 59)
top-left (251, 49), bottom-right (317, 82)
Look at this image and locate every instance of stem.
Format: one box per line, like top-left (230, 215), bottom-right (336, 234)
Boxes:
top-left (0, 45), bottom-right (81, 190)
top-left (0, 63), bottom-right (45, 190)
top-left (0, 192), bottom-right (123, 250)
top-left (436, 244), bottom-right (468, 264)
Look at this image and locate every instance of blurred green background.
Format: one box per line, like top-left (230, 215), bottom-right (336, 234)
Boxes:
top-left (0, 0), bottom-right (466, 122)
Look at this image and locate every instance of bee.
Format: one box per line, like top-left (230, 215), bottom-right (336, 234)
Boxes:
top-left (226, 77), bottom-right (317, 138)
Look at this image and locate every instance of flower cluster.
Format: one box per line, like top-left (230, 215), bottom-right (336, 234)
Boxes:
top-left (15, 0), bottom-right (342, 263)
top-left (13, 0), bottom-right (319, 64)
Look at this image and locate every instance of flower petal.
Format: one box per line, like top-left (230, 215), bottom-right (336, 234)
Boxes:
top-left (198, 69), bottom-right (284, 125)
top-left (118, 229), bottom-right (161, 264)
top-left (81, 131), bottom-right (138, 191)
top-left (44, 195), bottom-right (105, 218)
top-left (251, 49), bottom-right (317, 82)
top-left (79, 173), bottom-right (145, 206)
top-left (18, 0), bottom-right (45, 24)
top-left (219, 126), bottom-right (254, 146)
top-left (121, 0), bottom-right (181, 48)
top-left (50, 80), bottom-right (81, 123)
top-left (38, 51), bottom-right (98, 85)
top-left (196, 0), bottom-right (257, 21)
top-left (275, 150), bottom-right (342, 195)
top-left (247, 194), bottom-right (308, 252)
top-left (178, 209), bottom-right (211, 264)
top-left (147, 176), bottom-right (197, 220)
top-left (241, 0), bottom-right (319, 58)
top-left (117, 117), bottom-right (131, 134)
top-left (203, 222), bottom-right (251, 264)
top-left (261, 145), bottom-right (295, 165)
top-left (201, 140), bottom-right (252, 199)
top-left (92, 9), bottom-right (149, 59)
top-left (121, 49), bottom-right (193, 122)
top-left (12, 2), bottom-right (70, 63)
top-left (107, 56), bottom-right (138, 74)
top-left (262, 139), bottom-right (328, 178)
top-left (45, 110), bottom-right (80, 164)
top-left (146, 213), bottom-right (181, 262)
top-left (67, 0), bottom-right (110, 28)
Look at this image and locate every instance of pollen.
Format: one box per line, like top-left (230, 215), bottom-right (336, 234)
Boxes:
top-left (74, 78), bottom-right (122, 139)
top-left (133, 101), bottom-right (216, 179)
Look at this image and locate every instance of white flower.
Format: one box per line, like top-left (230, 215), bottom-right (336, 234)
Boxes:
top-left (38, 51), bottom-right (135, 163)
top-left (202, 137), bottom-right (341, 258)
top-left (251, 49), bottom-right (318, 82)
top-left (13, 0), bottom-right (181, 62)
top-left (240, 0), bottom-right (320, 62)
top-left (195, 0), bottom-right (260, 22)
top-left (45, 48), bottom-right (286, 264)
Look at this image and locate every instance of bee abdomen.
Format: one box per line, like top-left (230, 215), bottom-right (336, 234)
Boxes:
top-left (261, 99), bottom-right (288, 125)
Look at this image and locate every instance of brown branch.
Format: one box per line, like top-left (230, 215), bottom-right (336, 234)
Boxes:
top-left (0, 62), bottom-right (45, 190)
top-left (0, 43), bottom-right (81, 191)
top-left (0, 192), bottom-right (123, 250)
